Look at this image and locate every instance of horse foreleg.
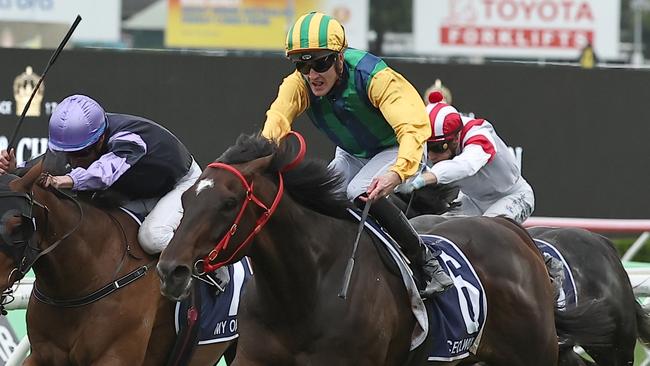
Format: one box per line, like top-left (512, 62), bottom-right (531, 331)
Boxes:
top-left (87, 337), bottom-right (150, 366)
top-left (583, 346), bottom-right (633, 366)
top-left (223, 339), bottom-right (238, 365)
top-left (188, 341), bottom-right (233, 366)
top-left (557, 348), bottom-right (591, 366)
top-left (229, 355), bottom-right (263, 366)
top-left (21, 355), bottom-right (44, 366)
top-left (21, 346), bottom-right (68, 366)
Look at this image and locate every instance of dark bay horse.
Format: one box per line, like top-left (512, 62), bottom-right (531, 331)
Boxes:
top-left (528, 226), bottom-right (650, 366)
top-left (0, 159), bottom-right (233, 365)
top-left (397, 185), bottom-right (650, 366)
top-left (157, 133), bottom-right (613, 366)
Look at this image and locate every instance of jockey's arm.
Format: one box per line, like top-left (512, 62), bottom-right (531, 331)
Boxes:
top-left (261, 71), bottom-right (310, 141)
top-left (367, 68), bottom-right (430, 182)
top-left (68, 132), bottom-right (147, 191)
top-left (428, 144), bottom-right (491, 184)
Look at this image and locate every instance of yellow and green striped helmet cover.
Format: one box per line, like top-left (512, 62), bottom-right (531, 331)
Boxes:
top-left (286, 12), bottom-right (347, 56)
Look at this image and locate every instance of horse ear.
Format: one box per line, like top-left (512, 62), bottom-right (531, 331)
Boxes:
top-left (9, 160), bottom-right (43, 193)
top-left (239, 154), bottom-right (273, 177)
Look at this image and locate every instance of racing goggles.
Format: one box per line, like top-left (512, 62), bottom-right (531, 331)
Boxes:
top-left (295, 53), bottom-right (338, 74)
top-left (428, 141), bottom-right (450, 154)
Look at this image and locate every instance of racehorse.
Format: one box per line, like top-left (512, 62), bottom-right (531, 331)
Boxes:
top-left (0, 156), bottom-right (234, 366)
top-left (396, 186), bottom-right (650, 366)
top-left (157, 133), bottom-right (614, 366)
top-left (528, 226), bottom-right (650, 366)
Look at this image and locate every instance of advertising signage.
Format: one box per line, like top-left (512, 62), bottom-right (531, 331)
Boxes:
top-left (0, 0), bottom-right (121, 43)
top-left (414, 0), bottom-right (620, 59)
top-left (166, 0), bottom-right (368, 51)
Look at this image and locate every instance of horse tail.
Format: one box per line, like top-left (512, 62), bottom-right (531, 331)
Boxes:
top-left (635, 298), bottom-right (650, 346)
top-left (554, 299), bottom-right (616, 347)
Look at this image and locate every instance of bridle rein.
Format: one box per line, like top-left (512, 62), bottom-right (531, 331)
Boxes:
top-left (199, 131), bottom-right (306, 273)
top-left (0, 182), bottom-right (152, 311)
top-left (200, 163), bottom-right (284, 273)
top-left (0, 188), bottom-right (79, 282)
top-left (0, 186), bottom-right (81, 312)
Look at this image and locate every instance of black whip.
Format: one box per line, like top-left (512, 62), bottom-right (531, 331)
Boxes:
top-left (338, 200), bottom-right (372, 299)
top-left (8, 15), bottom-right (82, 150)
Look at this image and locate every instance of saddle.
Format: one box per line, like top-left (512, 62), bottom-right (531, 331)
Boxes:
top-left (347, 209), bottom-right (488, 360)
top-left (533, 239), bottom-right (578, 309)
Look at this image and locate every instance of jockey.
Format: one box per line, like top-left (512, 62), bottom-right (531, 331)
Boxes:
top-left (261, 11), bottom-right (453, 297)
top-left (398, 92), bottom-right (535, 223)
top-left (2, 94), bottom-right (201, 255)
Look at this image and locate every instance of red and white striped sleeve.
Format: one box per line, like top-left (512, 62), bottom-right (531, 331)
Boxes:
top-left (427, 119), bottom-right (496, 184)
top-left (460, 119), bottom-right (496, 162)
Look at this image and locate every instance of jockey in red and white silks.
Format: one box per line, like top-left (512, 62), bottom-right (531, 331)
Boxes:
top-left (397, 92), bottom-right (534, 223)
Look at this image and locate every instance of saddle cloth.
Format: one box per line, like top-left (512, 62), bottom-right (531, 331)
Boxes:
top-left (175, 257), bottom-right (253, 344)
top-left (347, 210), bottom-right (487, 360)
top-left (119, 206), bottom-right (253, 344)
top-left (420, 235), bottom-right (487, 362)
top-left (533, 238), bottom-right (578, 309)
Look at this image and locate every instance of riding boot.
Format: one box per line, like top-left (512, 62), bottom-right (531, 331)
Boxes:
top-left (368, 197), bottom-right (454, 298)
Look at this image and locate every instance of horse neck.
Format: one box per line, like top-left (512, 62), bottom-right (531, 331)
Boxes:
top-left (247, 186), bottom-right (353, 316)
top-left (31, 187), bottom-right (126, 296)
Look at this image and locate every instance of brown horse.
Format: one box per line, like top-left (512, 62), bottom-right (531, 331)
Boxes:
top-left (0, 158), bottom-right (233, 366)
top-left (157, 133), bottom-right (614, 366)
top-left (528, 226), bottom-right (650, 366)
top-left (394, 185), bottom-right (648, 366)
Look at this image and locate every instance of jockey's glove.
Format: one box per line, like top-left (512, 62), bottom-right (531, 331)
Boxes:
top-left (395, 174), bottom-right (427, 194)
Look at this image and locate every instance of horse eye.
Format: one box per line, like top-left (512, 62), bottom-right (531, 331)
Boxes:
top-left (222, 198), bottom-right (238, 211)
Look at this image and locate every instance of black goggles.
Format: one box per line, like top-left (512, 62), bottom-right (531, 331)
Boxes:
top-left (428, 142), bottom-right (449, 154)
top-left (67, 145), bottom-right (96, 158)
top-left (295, 53), bottom-right (338, 74)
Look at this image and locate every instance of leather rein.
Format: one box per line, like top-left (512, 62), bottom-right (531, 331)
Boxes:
top-left (0, 184), bottom-right (151, 309)
top-left (198, 131), bottom-right (306, 273)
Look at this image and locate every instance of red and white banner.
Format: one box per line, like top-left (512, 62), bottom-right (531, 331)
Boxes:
top-left (414, 0), bottom-right (620, 59)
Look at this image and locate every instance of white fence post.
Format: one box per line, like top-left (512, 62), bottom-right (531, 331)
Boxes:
top-left (622, 232), bottom-right (650, 262)
top-left (5, 336), bottom-right (28, 366)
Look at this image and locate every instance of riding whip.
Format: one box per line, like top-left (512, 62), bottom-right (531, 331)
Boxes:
top-left (404, 191), bottom-right (415, 218)
top-left (338, 200), bottom-right (372, 299)
top-left (8, 15), bottom-right (82, 150)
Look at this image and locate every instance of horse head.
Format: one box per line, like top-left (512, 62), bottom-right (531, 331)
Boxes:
top-left (157, 132), bottom-right (335, 301)
top-left (0, 152), bottom-right (84, 309)
top-left (0, 175), bottom-right (35, 290)
top-left (0, 158), bottom-right (46, 308)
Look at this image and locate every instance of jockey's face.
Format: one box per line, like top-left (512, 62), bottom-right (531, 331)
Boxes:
top-left (66, 135), bottom-right (105, 169)
top-left (299, 53), bottom-right (342, 97)
top-left (427, 136), bottom-right (459, 165)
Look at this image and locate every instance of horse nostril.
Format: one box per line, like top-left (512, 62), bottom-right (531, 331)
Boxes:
top-left (157, 261), bottom-right (191, 282)
top-left (170, 265), bottom-right (191, 282)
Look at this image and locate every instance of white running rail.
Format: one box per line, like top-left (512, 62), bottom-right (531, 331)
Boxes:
top-left (5, 278), bottom-right (33, 366)
top-left (524, 216), bottom-right (650, 262)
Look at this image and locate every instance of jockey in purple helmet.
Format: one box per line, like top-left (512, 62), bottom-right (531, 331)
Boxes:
top-left (26, 94), bottom-right (200, 254)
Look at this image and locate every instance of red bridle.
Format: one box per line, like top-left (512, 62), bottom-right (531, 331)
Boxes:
top-left (201, 131), bottom-right (306, 273)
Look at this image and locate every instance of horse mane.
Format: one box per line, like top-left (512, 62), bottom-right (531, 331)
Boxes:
top-left (73, 190), bottom-right (129, 210)
top-left (217, 133), bottom-right (352, 219)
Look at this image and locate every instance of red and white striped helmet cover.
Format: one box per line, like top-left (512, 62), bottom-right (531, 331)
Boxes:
top-left (425, 101), bottom-right (462, 143)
